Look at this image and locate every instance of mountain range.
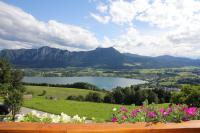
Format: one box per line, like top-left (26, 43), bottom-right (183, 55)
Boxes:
top-left (0, 46), bottom-right (199, 69)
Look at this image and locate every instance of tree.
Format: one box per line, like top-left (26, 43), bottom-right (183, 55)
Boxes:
top-left (0, 59), bottom-right (25, 121)
top-left (85, 92), bottom-right (102, 102)
top-left (0, 59), bottom-right (11, 96)
top-left (103, 93), bottom-right (115, 103)
top-left (171, 85), bottom-right (200, 107)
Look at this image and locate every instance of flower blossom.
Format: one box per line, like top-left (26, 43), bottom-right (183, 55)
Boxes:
top-left (120, 106), bottom-right (128, 112)
top-left (131, 109), bottom-right (139, 117)
top-left (112, 117), bottom-right (118, 122)
top-left (147, 111), bottom-right (157, 118)
top-left (185, 107), bottom-right (197, 116)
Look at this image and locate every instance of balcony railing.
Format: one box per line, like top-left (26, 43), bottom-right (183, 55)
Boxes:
top-left (0, 120), bottom-right (200, 133)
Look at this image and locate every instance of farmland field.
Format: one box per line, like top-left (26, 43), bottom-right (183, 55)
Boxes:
top-left (25, 85), bottom-right (105, 99)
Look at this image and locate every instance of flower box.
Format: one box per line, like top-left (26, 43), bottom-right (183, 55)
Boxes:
top-left (0, 121), bottom-right (200, 133)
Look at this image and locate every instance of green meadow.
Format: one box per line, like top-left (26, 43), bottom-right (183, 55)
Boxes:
top-left (25, 85), bottom-right (105, 99)
top-left (23, 85), bottom-right (169, 121)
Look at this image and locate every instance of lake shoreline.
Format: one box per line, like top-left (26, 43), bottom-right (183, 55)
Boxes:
top-left (23, 76), bottom-right (147, 90)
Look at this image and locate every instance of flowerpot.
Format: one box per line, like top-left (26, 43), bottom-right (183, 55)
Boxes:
top-left (0, 120), bottom-right (200, 133)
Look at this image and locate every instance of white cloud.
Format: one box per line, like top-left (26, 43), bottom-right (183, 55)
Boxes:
top-left (101, 26), bottom-right (200, 58)
top-left (90, 13), bottom-right (110, 24)
top-left (0, 1), bottom-right (99, 50)
top-left (1, 0), bottom-right (200, 58)
top-left (137, 0), bottom-right (200, 28)
top-left (92, 0), bottom-right (200, 58)
top-left (91, 0), bottom-right (150, 25)
top-left (97, 3), bottom-right (108, 13)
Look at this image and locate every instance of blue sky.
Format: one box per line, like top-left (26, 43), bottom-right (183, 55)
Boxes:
top-left (0, 0), bottom-right (200, 58)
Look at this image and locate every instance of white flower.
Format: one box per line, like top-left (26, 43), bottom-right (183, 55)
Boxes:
top-left (50, 114), bottom-right (60, 123)
top-left (41, 113), bottom-right (48, 118)
top-left (72, 115), bottom-right (82, 123)
top-left (82, 117), bottom-right (86, 121)
top-left (60, 112), bottom-right (71, 123)
top-left (15, 114), bottom-right (25, 122)
top-left (31, 110), bottom-right (40, 117)
top-left (91, 117), bottom-right (95, 120)
top-left (112, 108), bottom-right (117, 112)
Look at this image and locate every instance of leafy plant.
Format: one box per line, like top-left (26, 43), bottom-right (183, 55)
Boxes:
top-left (111, 102), bottom-right (200, 123)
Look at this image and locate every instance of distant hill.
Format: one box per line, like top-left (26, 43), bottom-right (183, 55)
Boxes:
top-left (0, 46), bottom-right (199, 69)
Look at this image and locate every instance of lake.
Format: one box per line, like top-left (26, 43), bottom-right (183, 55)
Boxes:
top-left (23, 76), bottom-right (146, 90)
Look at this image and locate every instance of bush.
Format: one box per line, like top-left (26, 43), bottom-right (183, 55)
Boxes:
top-left (171, 85), bottom-right (200, 107)
top-left (67, 95), bottom-right (85, 101)
top-left (38, 90), bottom-right (46, 96)
top-left (110, 85), bottom-right (170, 105)
top-left (85, 92), bottom-right (102, 102)
top-left (103, 93), bottom-right (115, 103)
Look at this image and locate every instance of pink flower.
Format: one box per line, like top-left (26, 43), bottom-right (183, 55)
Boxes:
top-left (182, 107), bottom-right (187, 111)
top-left (160, 108), bottom-right (170, 116)
top-left (163, 111), bottom-right (170, 116)
top-left (160, 108), bottom-right (165, 113)
top-left (185, 107), bottom-right (197, 116)
top-left (120, 106), bottom-right (128, 112)
top-left (167, 107), bottom-right (172, 113)
top-left (131, 109), bottom-right (139, 117)
top-left (122, 115), bottom-right (127, 120)
top-left (147, 111), bottom-right (157, 118)
top-left (112, 117), bottom-right (118, 122)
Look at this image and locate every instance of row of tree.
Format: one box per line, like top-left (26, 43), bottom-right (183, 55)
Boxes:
top-left (23, 82), bottom-right (106, 92)
top-left (67, 84), bottom-right (200, 108)
top-left (67, 85), bottom-right (172, 105)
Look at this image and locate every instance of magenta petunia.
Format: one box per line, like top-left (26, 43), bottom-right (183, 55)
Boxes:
top-left (112, 117), bottom-right (118, 122)
top-left (147, 111), bottom-right (157, 118)
top-left (131, 109), bottom-right (139, 117)
top-left (185, 107), bottom-right (197, 116)
top-left (120, 106), bottom-right (128, 112)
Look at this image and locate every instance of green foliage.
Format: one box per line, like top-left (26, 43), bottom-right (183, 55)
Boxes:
top-left (4, 70), bottom-right (25, 120)
top-left (67, 95), bottom-right (85, 101)
top-left (112, 104), bottom-right (200, 123)
top-left (0, 59), bottom-right (11, 95)
top-left (171, 85), bottom-right (200, 107)
top-left (38, 90), bottom-right (47, 96)
top-left (0, 59), bottom-right (25, 120)
top-left (103, 93), bottom-right (115, 103)
top-left (108, 85), bottom-right (171, 105)
top-left (25, 85), bottom-right (105, 99)
top-left (85, 92), bottom-right (102, 103)
top-left (23, 82), bottom-right (104, 92)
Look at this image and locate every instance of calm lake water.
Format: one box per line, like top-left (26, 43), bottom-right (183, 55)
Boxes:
top-left (23, 76), bottom-right (146, 90)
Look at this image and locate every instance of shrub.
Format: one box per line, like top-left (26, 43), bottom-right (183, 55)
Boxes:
top-left (67, 95), bottom-right (85, 101)
top-left (85, 92), bottom-right (102, 102)
top-left (171, 85), bottom-right (200, 107)
top-left (38, 90), bottom-right (46, 96)
top-left (103, 93), bottom-right (115, 103)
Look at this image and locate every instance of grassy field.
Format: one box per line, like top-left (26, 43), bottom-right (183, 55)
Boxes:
top-left (25, 85), bottom-right (105, 99)
top-left (23, 85), bottom-right (170, 121)
top-left (24, 98), bottom-right (125, 121)
top-left (24, 97), bottom-right (169, 121)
